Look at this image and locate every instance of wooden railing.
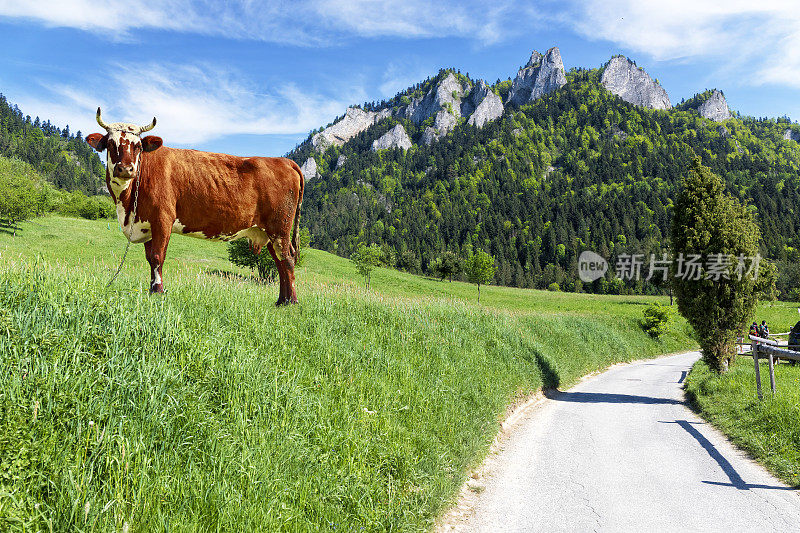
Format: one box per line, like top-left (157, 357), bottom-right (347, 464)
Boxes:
top-left (748, 335), bottom-right (800, 400)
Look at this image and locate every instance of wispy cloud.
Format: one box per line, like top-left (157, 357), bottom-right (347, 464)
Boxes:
top-left (567, 0), bottom-right (800, 88)
top-left (0, 0), bottom-right (536, 46)
top-left (378, 60), bottom-right (435, 98)
top-left (14, 62), bottom-right (366, 145)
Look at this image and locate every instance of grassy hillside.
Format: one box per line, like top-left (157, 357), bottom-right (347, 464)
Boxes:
top-left (0, 216), bottom-right (791, 530)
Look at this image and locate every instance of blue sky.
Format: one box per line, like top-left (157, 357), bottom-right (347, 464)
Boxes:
top-left (1, 1), bottom-right (798, 157)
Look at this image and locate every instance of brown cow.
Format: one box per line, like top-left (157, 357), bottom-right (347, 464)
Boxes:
top-left (86, 108), bottom-right (304, 304)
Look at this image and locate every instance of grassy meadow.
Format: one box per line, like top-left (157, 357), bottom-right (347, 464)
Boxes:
top-left (686, 358), bottom-right (800, 487)
top-left (0, 215), bottom-right (792, 530)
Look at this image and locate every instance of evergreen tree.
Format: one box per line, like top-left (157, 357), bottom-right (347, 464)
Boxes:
top-left (670, 159), bottom-right (761, 372)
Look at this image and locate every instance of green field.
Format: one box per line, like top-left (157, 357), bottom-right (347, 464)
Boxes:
top-left (0, 216), bottom-right (794, 531)
top-left (686, 358), bottom-right (800, 487)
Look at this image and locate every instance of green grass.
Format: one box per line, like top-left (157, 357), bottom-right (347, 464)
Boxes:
top-left (685, 357), bottom-right (800, 487)
top-left (0, 215), bottom-right (792, 531)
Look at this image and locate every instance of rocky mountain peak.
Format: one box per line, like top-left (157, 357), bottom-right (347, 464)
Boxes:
top-left (404, 72), bottom-right (470, 127)
top-left (697, 89), bottom-right (731, 122)
top-left (525, 51), bottom-right (543, 69)
top-left (600, 56), bottom-right (671, 110)
top-left (508, 46), bottom-right (567, 107)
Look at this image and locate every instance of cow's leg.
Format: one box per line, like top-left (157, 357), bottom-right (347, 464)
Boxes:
top-left (269, 238), bottom-right (298, 305)
top-left (267, 241), bottom-right (288, 305)
top-left (144, 228), bottom-right (171, 294)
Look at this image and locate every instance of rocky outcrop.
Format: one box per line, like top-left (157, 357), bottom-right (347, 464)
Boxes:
top-left (465, 80), bottom-right (504, 127)
top-left (697, 90), bottom-right (731, 122)
top-left (508, 47), bottom-right (567, 107)
top-left (404, 72), bottom-right (471, 144)
top-left (372, 124), bottom-right (412, 151)
top-left (336, 154), bottom-right (347, 169)
top-left (717, 125), bottom-right (730, 138)
top-left (300, 157), bottom-right (317, 180)
top-left (601, 56), bottom-right (671, 110)
top-left (312, 107), bottom-right (392, 149)
top-left (405, 72), bottom-right (469, 125)
top-left (402, 73), bottom-right (506, 146)
top-left (783, 128), bottom-right (800, 142)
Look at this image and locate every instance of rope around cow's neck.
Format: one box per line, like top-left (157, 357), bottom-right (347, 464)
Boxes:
top-left (105, 172), bottom-right (141, 290)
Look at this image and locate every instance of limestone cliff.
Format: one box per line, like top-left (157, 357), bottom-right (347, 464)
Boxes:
top-left (507, 47), bottom-right (567, 107)
top-left (312, 107), bottom-right (392, 149)
top-left (372, 124), bottom-right (412, 151)
top-left (600, 56), bottom-right (671, 110)
top-left (300, 157), bottom-right (317, 180)
top-left (697, 90), bottom-right (731, 121)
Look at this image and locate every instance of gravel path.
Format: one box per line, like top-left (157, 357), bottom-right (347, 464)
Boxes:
top-left (445, 351), bottom-right (800, 532)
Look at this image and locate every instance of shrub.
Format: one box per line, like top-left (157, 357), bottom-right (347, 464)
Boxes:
top-left (547, 282), bottom-right (560, 292)
top-left (642, 303), bottom-right (672, 337)
top-left (54, 190), bottom-right (115, 220)
top-left (228, 228), bottom-right (310, 282)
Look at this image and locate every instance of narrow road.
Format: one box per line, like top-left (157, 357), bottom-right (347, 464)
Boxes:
top-left (450, 351), bottom-right (800, 532)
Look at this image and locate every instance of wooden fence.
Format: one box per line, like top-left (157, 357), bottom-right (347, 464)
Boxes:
top-left (747, 335), bottom-right (800, 400)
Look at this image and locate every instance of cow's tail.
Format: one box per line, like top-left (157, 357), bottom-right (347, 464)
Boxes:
top-left (291, 161), bottom-right (305, 260)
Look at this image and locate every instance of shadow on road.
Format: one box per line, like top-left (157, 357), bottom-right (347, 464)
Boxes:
top-left (661, 420), bottom-right (799, 491)
top-left (544, 390), bottom-right (684, 405)
top-left (677, 370), bottom-right (688, 383)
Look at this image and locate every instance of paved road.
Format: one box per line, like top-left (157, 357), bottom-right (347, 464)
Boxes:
top-left (456, 351), bottom-right (800, 532)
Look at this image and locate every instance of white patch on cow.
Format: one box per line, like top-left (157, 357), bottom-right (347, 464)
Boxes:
top-left (171, 218), bottom-right (206, 239)
top-left (116, 202), bottom-right (152, 244)
top-left (270, 237), bottom-right (285, 260)
top-left (152, 266), bottom-right (162, 289)
top-left (107, 174), bottom-right (133, 198)
top-left (171, 219), bottom-right (270, 249)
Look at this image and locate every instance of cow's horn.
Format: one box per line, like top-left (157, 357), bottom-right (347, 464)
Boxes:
top-left (139, 117), bottom-right (157, 133)
top-left (96, 107), bottom-right (110, 131)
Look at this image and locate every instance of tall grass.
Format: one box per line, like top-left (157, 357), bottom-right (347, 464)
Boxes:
top-left (0, 247), bottom-right (694, 531)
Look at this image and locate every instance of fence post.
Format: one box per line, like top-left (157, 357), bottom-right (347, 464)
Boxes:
top-left (768, 349), bottom-right (777, 396)
top-left (752, 340), bottom-right (763, 400)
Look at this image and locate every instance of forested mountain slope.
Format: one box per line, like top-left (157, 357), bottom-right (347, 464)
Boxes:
top-left (288, 54), bottom-right (800, 296)
top-left (0, 94), bottom-right (104, 194)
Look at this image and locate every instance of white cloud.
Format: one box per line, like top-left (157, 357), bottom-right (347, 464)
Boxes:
top-left (0, 0), bottom-right (535, 45)
top-left (15, 62), bottom-right (365, 145)
top-left (568, 0), bottom-right (800, 87)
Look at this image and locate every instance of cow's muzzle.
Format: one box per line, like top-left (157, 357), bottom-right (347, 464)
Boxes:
top-left (113, 164), bottom-right (135, 178)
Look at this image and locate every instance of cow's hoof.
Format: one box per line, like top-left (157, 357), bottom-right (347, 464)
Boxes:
top-left (149, 285), bottom-right (166, 295)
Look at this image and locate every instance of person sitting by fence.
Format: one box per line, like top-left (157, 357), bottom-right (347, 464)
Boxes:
top-left (788, 321), bottom-right (800, 366)
top-left (759, 320), bottom-right (770, 339)
top-left (749, 322), bottom-right (759, 339)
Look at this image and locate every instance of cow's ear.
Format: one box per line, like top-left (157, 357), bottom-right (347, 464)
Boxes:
top-left (86, 132), bottom-right (107, 151)
top-left (141, 135), bottom-right (163, 153)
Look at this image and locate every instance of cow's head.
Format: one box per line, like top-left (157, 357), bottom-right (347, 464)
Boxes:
top-left (86, 107), bottom-right (163, 179)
